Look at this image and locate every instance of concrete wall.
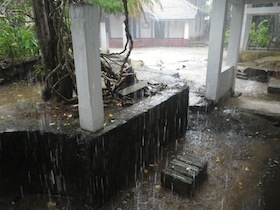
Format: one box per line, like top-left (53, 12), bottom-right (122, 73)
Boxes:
top-left (109, 15), bottom-right (125, 38)
top-left (0, 87), bottom-right (189, 208)
top-left (108, 14), bottom-right (206, 40)
top-left (189, 16), bottom-right (206, 39)
top-left (168, 21), bottom-right (185, 38)
top-left (219, 66), bottom-right (235, 100)
top-left (136, 16), bottom-right (154, 38)
top-left (240, 50), bottom-right (280, 62)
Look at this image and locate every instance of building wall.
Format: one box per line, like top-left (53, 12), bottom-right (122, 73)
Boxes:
top-left (108, 13), bottom-right (207, 40)
top-left (189, 15), bottom-right (206, 39)
top-left (109, 15), bottom-right (125, 38)
top-left (168, 21), bottom-right (185, 38)
top-left (136, 16), bottom-right (154, 38)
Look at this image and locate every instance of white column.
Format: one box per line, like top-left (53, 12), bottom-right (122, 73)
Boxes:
top-left (123, 23), bottom-right (127, 48)
top-left (226, 4), bottom-right (245, 90)
top-left (184, 22), bottom-right (189, 39)
top-left (100, 22), bottom-right (109, 53)
top-left (70, 4), bottom-right (104, 132)
top-left (240, 4), bottom-right (253, 51)
top-left (205, 0), bottom-right (228, 102)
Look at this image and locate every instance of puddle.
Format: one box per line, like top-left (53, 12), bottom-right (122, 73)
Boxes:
top-left (0, 82), bottom-right (42, 107)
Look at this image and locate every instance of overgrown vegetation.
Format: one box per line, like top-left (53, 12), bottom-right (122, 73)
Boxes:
top-left (0, 1), bottom-right (39, 61)
top-left (225, 19), bottom-right (271, 49)
top-left (248, 19), bottom-right (270, 48)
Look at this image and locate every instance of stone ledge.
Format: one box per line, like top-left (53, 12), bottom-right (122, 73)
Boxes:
top-left (0, 86), bottom-right (189, 208)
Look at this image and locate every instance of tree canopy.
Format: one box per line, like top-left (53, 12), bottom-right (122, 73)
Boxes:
top-left (87, 0), bottom-right (161, 17)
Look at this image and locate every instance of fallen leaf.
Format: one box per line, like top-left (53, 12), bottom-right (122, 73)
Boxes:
top-left (237, 182), bottom-right (244, 190)
top-left (149, 163), bottom-right (158, 167)
top-left (47, 201), bottom-right (56, 208)
top-left (142, 181), bottom-right (148, 186)
top-left (155, 185), bottom-right (161, 189)
top-left (109, 113), bottom-right (113, 118)
top-left (215, 156), bottom-right (221, 163)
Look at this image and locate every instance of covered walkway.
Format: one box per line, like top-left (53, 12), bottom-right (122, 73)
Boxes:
top-left (205, 0), bottom-right (280, 103)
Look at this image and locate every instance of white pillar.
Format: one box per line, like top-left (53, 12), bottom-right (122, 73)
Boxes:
top-left (100, 22), bottom-right (109, 53)
top-left (184, 22), bottom-right (189, 39)
top-left (240, 4), bottom-right (253, 51)
top-left (205, 0), bottom-right (228, 102)
top-left (226, 4), bottom-right (245, 90)
top-left (123, 23), bottom-right (127, 48)
top-left (70, 4), bottom-right (104, 132)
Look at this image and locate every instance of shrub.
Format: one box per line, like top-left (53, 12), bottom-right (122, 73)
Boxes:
top-left (248, 20), bottom-right (270, 48)
top-left (0, 3), bottom-right (39, 62)
top-left (224, 19), bottom-right (270, 49)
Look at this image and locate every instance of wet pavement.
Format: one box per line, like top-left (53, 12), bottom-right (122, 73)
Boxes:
top-left (128, 47), bottom-right (280, 118)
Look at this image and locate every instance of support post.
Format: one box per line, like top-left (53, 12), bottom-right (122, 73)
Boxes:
top-left (70, 4), bottom-right (104, 132)
top-left (226, 4), bottom-right (245, 90)
top-left (184, 22), bottom-right (189, 39)
top-left (240, 4), bottom-right (253, 51)
top-left (100, 22), bottom-right (109, 53)
top-left (205, 0), bottom-right (228, 102)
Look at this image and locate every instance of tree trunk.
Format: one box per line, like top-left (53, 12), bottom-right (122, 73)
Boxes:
top-left (31, 0), bottom-right (74, 103)
top-left (31, 0), bottom-right (57, 72)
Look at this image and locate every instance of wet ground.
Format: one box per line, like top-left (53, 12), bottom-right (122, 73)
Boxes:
top-left (101, 106), bottom-right (280, 210)
top-left (0, 47), bottom-right (280, 209)
top-left (0, 81), bottom-right (81, 133)
top-left (101, 47), bottom-right (280, 209)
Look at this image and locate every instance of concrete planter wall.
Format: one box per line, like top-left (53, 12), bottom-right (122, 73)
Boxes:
top-left (0, 87), bottom-right (188, 208)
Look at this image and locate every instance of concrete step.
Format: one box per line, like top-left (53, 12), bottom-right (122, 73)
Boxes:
top-left (118, 81), bottom-right (147, 96)
top-left (268, 80), bottom-right (280, 94)
top-left (236, 74), bottom-right (249, 80)
top-left (236, 71), bottom-right (249, 80)
top-left (189, 92), bottom-right (214, 113)
top-left (161, 155), bottom-right (207, 196)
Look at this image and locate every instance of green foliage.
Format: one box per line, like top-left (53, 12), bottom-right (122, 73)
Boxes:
top-left (87, 0), bottom-right (123, 14)
top-left (224, 19), bottom-right (271, 49)
top-left (224, 29), bottom-right (230, 47)
top-left (248, 20), bottom-right (270, 48)
top-left (0, 1), bottom-right (39, 61)
top-left (87, 0), bottom-right (161, 17)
